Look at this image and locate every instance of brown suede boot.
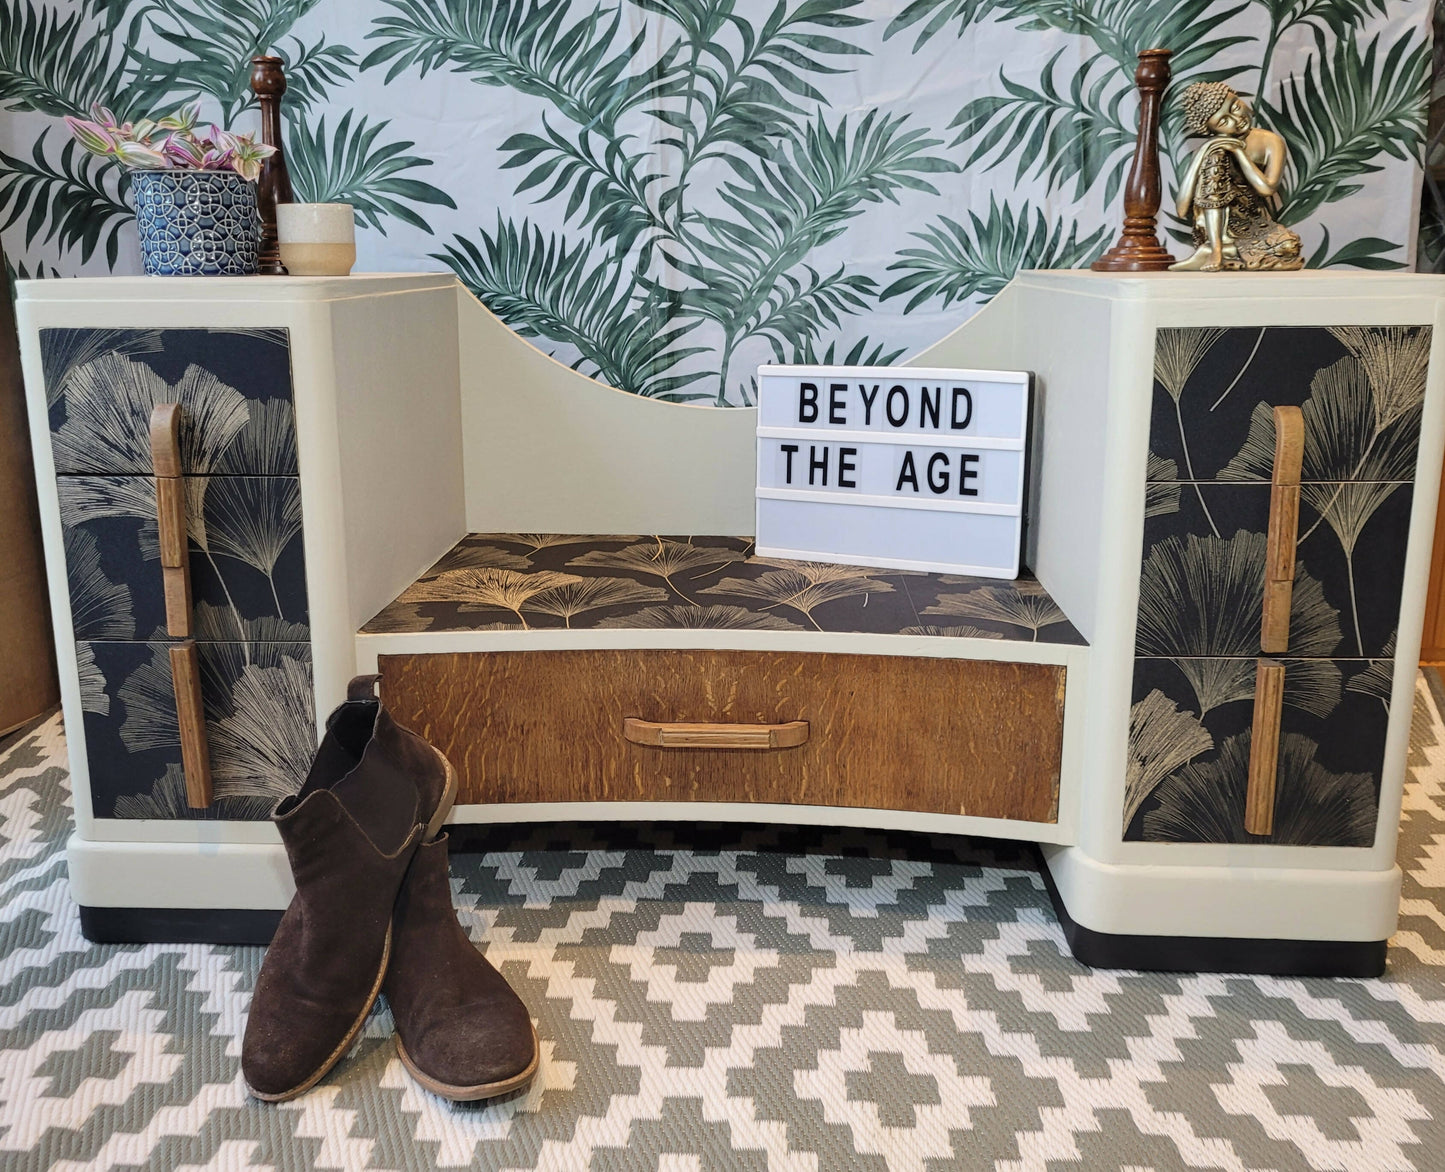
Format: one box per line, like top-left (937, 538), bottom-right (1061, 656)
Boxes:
top-left (242, 675), bottom-right (456, 1102)
top-left (383, 834), bottom-right (539, 1101)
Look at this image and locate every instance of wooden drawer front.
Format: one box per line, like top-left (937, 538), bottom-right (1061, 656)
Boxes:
top-left (42, 326), bottom-right (296, 475)
top-left (1125, 656), bottom-right (1390, 846)
top-left (58, 475), bottom-right (308, 642)
top-left (1149, 325), bottom-right (1427, 486)
top-left (378, 650), bottom-right (1066, 824)
top-left (79, 640), bottom-right (314, 820)
top-left (1138, 481), bottom-right (1409, 662)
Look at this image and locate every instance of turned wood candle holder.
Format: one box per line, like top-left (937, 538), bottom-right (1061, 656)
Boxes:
top-left (1092, 48), bottom-right (1175, 272)
top-left (250, 55), bottom-right (294, 276)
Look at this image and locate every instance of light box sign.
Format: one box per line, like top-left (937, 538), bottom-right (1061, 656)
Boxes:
top-left (755, 364), bottom-right (1033, 578)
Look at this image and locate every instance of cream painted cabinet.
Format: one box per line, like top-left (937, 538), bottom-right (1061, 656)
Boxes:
top-left (20, 270), bottom-right (1445, 977)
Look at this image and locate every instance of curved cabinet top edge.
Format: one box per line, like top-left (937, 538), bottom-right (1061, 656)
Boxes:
top-left (1011, 268), bottom-right (1445, 302)
top-left (15, 272), bottom-right (457, 304)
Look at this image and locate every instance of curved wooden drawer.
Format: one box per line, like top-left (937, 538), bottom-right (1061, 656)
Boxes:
top-left (378, 649), bottom-right (1065, 823)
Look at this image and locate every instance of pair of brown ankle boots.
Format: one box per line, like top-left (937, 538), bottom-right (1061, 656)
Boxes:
top-left (242, 676), bottom-right (538, 1102)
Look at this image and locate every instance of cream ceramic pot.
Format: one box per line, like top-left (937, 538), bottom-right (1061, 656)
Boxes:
top-left (276, 202), bottom-right (356, 276)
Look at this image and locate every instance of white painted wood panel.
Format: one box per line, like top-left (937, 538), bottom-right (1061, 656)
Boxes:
top-left (457, 285), bottom-right (757, 535)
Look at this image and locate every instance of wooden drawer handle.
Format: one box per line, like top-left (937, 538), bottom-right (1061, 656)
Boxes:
top-left (1244, 658), bottom-right (1284, 836)
top-left (150, 403), bottom-right (192, 638)
top-left (1261, 405), bottom-right (1304, 654)
top-left (623, 717), bottom-right (809, 750)
top-left (170, 641), bottom-right (213, 808)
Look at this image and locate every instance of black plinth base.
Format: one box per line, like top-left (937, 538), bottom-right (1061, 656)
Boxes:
top-left (79, 905), bottom-right (282, 945)
top-left (78, 858), bottom-right (1391, 975)
top-left (1034, 848), bottom-right (1388, 978)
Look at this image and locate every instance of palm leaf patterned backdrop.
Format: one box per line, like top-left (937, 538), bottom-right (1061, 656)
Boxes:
top-left (0, 1), bottom-right (1434, 403)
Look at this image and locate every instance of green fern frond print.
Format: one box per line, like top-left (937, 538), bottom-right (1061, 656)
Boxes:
top-left (882, 197), bottom-right (1112, 310)
top-left (0, 0), bottom-right (1430, 404)
top-left (0, 0), bottom-right (467, 270)
top-left (0, 133), bottom-right (130, 266)
top-left (285, 111), bottom-right (455, 233)
top-left (1270, 29), bottom-right (1427, 225)
top-left (0, 1), bottom-right (131, 118)
top-left (127, 0), bottom-right (327, 122)
top-left (437, 216), bottom-right (713, 400)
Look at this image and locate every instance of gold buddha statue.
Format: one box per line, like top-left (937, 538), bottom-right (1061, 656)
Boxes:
top-left (1169, 82), bottom-right (1303, 272)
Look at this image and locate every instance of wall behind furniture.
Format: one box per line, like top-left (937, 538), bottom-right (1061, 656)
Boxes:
top-left (0, 234), bottom-right (57, 733)
top-left (0, 1), bottom-right (1432, 407)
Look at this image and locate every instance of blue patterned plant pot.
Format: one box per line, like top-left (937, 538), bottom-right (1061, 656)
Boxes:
top-left (131, 169), bottom-right (260, 276)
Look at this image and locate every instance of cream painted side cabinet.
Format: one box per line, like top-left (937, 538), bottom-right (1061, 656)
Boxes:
top-left (18, 275), bottom-right (465, 939)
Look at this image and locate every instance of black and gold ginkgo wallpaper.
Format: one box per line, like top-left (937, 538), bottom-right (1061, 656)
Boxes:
top-left (1126, 324), bottom-right (1427, 847)
top-left (43, 326), bottom-right (316, 820)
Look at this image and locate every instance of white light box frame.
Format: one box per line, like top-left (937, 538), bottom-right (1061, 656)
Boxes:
top-left (754, 364), bottom-right (1033, 577)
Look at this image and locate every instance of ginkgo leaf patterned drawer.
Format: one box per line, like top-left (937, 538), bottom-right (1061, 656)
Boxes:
top-left (1148, 325), bottom-right (1428, 487)
top-left (58, 475), bottom-right (308, 643)
top-left (1137, 481), bottom-right (1409, 663)
top-left (1129, 324), bottom-right (1428, 847)
top-left (40, 327), bottom-right (315, 822)
top-left (43, 325), bottom-right (309, 645)
top-left (42, 326), bottom-right (298, 476)
top-left (1125, 656), bottom-right (1391, 845)
top-left (78, 640), bottom-right (315, 820)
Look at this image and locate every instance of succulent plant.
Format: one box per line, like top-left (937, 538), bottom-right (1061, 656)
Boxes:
top-left (65, 101), bottom-right (276, 183)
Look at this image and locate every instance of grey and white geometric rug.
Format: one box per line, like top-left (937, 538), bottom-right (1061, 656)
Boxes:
top-left (5, 678), bottom-right (1445, 1170)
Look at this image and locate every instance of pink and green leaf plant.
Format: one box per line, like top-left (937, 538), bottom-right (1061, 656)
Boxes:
top-left (64, 101), bottom-right (276, 183)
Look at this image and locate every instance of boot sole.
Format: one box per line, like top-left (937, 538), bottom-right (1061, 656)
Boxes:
top-left (394, 1024), bottom-right (541, 1102)
top-left (244, 925), bottom-right (394, 1103)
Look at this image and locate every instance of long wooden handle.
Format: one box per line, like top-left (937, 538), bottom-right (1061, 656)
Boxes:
top-left (149, 403), bottom-right (192, 638)
top-left (623, 717), bottom-right (809, 750)
top-left (1244, 658), bottom-right (1285, 836)
top-left (170, 641), bottom-right (213, 808)
top-left (151, 405), bottom-right (210, 808)
top-left (1261, 406), bottom-right (1304, 653)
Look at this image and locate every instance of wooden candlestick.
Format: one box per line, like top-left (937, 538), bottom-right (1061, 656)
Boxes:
top-left (250, 55), bottom-right (294, 276)
top-left (1092, 48), bottom-right (1175, 272)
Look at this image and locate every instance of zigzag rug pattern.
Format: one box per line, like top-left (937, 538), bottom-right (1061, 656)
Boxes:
top-left (3, 680), bottom-right (1445, 1170)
